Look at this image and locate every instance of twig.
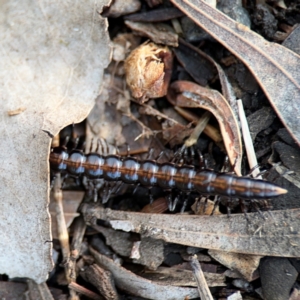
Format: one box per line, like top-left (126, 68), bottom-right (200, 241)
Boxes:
top-left (237, 100), bottom-right (262, 178)
top-left (190, 255), bottom-right (213, 300)
top-left (68, 282), bottom-right (104, 300)
top-left (53, 174), bottom-right (71, 270)
top-left (53, 174), bottom-right (78, 300)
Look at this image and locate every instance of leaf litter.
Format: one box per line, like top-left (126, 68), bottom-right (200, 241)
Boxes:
top-left (2, 0), bottom-right (300, 299)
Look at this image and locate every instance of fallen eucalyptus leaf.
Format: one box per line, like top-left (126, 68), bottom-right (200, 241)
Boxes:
top-left (167, 81), bottom-right (242, 175)
top-left (171, 0), bottom-right (300, 147)
top-left (0, 0), bottom-right (111, 283)
top-left (82, 204), bottom-right (300, 257)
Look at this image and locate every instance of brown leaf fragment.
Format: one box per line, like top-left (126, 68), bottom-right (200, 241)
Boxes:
top-left (125, 42), bottom-right (173, 102)
top-left (162, 122), bottom-right (193, 147)
top-left (191, 198), bottom-right (221, 215)
top-left (173, 40), bottom-right (217, 86)
top-left (82, 264), bottom-right (119, 300)
top-left (141, 197), bottom-right (169, 213)
top-left (176, 38), bottom-right (240, 124)
top-left (145, 0), bottom-right (163, 7)
top-left (170, 0), bottom-right (300, 147)
top-left (167, 80), bottom-right (242, 175)
top-left (124, 7), bottom-right (184, 22)
top-left (174, 106), bottom-right (223, 144)
top-left (89, 247), bottom-right (199, 300)
top-left (82, 204), bottom-right (300, 257)
top-left (208, 250), bottom-right (262, 282)
top-left (125, 21), bottom-right (179, 47)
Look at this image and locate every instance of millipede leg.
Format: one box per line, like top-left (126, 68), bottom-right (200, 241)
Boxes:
top-left (211, 196), bottom-right (220, 216)
top-left (226, 199), bottom-right (231, 218)
top-left (251, 200), bottom-right (266, 220)
top-left (167, 191), bottom-right (179, 212)
top-left (146, 148), bottom-right (155, 160)
top-left (180, 192), bottom-right (190, 213)
top-left (111, 181), bottom-right (124, 195)
top-left (196, 149), bottom-right (207, 169)
top-left (147, 187), bottom-right (154, 205)
top-left (172, 145), bottom-right (186, 163)
top-left (239, 199), bottom-right (250, 221)
top-left (155, 150), bottom-right (165, 162)
top-left (132, 183), bottom-right (140, 195)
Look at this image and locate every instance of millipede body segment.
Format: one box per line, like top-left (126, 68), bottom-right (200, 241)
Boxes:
top-left (50, 147), bottom-right (287, 200)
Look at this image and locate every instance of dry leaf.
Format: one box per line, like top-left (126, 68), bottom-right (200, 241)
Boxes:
top-left (171, 0), bottom-right (300, 147)
top-left (125, 21), bottom-right (179, 47)
top-left (208, 250), bottom-right (261, 281)
top-left (83, 204), bottom-right (300, 257)
top-left (0, 0), bottom-right (111, 283)
top-left (167, 81), bottom-right (242, 175)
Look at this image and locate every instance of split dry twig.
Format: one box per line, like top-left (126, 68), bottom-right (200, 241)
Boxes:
top-left (190, 255), bottom-right (213, 300)
top-left (237, 100), bottom-right (261, 179)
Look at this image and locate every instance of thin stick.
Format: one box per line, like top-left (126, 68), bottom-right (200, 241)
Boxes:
top-left (190, 255), bottom-right (213, 300)
top-left (53, 174), bottom-right (71, 268)
top-left (237, 100), bottom-right (262, 178)
top-left (68, 282), bottom-right (104, 300)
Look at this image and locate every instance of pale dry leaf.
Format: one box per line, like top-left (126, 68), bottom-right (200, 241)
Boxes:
top-left (82, 204), bottom-right (300, 257)
top-left (208, 250), bottom-right (262, 281)
top-left (168, 81), bottom-right (242, 175)
top-left (171, 0), bottom-right (300, 147)
top-left (0, 0), bottom-right (111, 283)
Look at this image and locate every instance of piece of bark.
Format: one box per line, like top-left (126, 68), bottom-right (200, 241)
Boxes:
top-left (81, 264), bottom-right (119, 300)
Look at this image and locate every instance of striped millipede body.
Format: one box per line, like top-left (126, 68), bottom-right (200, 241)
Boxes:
top-left (49, 147), bottom-right (287, 200)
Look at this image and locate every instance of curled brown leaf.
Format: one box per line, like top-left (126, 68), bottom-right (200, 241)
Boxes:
top-left (171, 0), bottom-right (300, 147)
top-left (167, 81), bottom-right (242, 175)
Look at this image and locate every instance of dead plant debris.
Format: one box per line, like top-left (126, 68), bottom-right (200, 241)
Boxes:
top-left (2, 0), bottom-right (300, 299)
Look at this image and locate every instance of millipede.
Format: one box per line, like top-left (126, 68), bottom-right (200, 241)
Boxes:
top-left (49, 145), bottom-right (288, 208)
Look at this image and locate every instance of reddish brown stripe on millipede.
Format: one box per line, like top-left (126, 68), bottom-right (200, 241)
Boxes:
top-left (49, 147), bottom-right (287, 200)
